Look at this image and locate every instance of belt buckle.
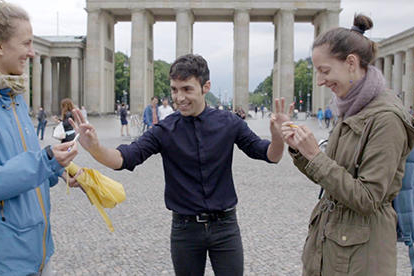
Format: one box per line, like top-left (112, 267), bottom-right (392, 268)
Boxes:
top-left (196, 213), bottom-right (209, 223)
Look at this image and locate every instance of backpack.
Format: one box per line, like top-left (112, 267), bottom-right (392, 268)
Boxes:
top-left (393, 149), bottom-right (414, 276)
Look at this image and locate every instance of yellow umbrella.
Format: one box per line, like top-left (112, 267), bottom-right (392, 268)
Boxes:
top-left (66, 162), bottom-right (126, 232)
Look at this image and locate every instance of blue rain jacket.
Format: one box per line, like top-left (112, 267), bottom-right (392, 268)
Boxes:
top-left (0, 88), bottom-right (64, 275)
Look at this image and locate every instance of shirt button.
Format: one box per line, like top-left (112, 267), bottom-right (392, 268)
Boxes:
top-left (342, 235), bottom-right (347, 241)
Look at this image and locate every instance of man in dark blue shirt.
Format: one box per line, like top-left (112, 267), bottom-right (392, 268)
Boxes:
top-left (70, 54), bottom-right (293, 276)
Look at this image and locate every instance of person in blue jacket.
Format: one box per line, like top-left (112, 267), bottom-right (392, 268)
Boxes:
top-left (142, 96), bottom-right (159, 131)
top-left (0, 2), bottom-right (79, 275)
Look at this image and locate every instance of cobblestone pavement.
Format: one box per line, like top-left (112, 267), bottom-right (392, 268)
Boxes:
top-left (38, 112), bottom-right (411, 275)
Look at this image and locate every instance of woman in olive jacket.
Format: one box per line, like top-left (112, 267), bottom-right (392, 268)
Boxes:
top-left (281, 14), bottom-right (414, 275)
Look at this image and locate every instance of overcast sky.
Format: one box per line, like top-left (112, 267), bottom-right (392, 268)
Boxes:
top-left (10, 0), bottom-right (414, 100)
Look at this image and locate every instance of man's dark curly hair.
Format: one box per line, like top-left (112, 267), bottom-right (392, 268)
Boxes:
top-left (169, 54), bottom-right (210, 87)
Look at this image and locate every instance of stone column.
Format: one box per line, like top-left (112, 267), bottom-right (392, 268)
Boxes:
top-left (176, 9), bottom-right (194, 58)
top-left (130, 9), bottom-right (154, 113)
top-left (405, 48), bottom-right (414, 109)
top-left (23, 59), bottom-right (30, 107)
top-left (273, 9), bottom-right (294, 108)
top-left (393, 51), bottom-right (403, 95)
top-left (51, 59), bottom-right (59, 114)
top-left (42, 57), bottom-right (52, 114)
top-left (71, 57), bottom-right (80, 106)
top-left (384, 55), bottom-right (393, 89)
top-left (375, 58), bottom-right (383, 73)
top-left (32, 54), bottom-right (41, 113)
top-left (311, 9), bottom-right (340, 113)
top-left (59, 59), bottom-right (69, 101)
top-left (85, 9), bottom-right (102, 114)
top-left (233, 9), bottom-right (250, 113)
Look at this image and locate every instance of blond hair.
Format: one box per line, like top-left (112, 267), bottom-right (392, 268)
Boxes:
top-left (0, 1), bottom-right (30, 42)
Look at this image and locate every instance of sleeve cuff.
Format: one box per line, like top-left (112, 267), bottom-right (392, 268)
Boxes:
top-left (304, 151), bottom-right (328, 183)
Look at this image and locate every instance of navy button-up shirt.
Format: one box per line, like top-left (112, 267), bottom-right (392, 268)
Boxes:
top-left (117, 107), bottom-right (273, 215)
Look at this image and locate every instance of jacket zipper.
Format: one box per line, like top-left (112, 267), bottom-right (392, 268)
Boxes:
top-left (10, 94), bottom-right (48, 272)
top-left (1, 201), bottom-right (5, 221)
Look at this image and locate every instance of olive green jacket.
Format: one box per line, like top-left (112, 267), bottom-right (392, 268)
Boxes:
top-left (291, 91), bottom-right (414, 276)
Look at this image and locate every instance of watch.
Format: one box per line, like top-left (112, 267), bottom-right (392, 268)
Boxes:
top-left (45, 145), bottom-right (54, 160)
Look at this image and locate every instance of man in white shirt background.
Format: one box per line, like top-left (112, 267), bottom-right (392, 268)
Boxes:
top-left (158, 97), bottom-right (174, 120)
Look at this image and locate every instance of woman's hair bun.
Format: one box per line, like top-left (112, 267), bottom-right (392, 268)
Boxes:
top-left (353, 14), bottom-right (373, 33)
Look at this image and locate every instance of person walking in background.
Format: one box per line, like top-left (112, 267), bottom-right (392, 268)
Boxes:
top-left (158, 97), bottom-right (174, 120)
top-left (56, 98), bottom-right (76, 143)
top-left (409, 105), bottom-right (413, 117)
top-left (281, 14), bottom-right (414, 276)
top-left (36, 106), bottom-right (47, 140)
top-left (324, 105), bottom-right (332, 128)
top-left (120, 103), bottom-right (130, 136)
top-left (70, 54), bottom-right (294, 276)
top-left (143, 96), bottom-right (159, 130)
top-left (0, 2), bottom-right (79, 275)
top-left (316, 107), bottom-right (324, 129)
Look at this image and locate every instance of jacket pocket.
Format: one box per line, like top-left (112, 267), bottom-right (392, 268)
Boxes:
top-left (324, 222), bottom-right (370, 274)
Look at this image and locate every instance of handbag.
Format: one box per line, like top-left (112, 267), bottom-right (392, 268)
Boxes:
top-left (52, 122), bottom-right (66, 140)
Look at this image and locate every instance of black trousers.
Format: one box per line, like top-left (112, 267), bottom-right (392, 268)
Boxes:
top-left (170, 211), bottom-right (244, 276)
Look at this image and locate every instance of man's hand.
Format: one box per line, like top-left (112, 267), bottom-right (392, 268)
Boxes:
top-left (69, 109), bottom-right (100, 153)
top-left (269, 97), bottom-right (295, 139)
top-left (52, 142), bottom-right (78, 167)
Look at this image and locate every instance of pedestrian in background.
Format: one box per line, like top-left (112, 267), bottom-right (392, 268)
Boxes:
top-left (324, 105), bottom-right (332, 128)
top-left (281, 14), bottom-right (414, 276)
top-left (36, 106), bottom-right (47, 140)
top-left (158, 97), bottom-right (174, 120)
top-left (316, 107), bottom-right (324, 128)
top-left (143, 96), bottom-right (159, 130)
top-left (120, 103), bottom-right (129, 136)
top-left (0, 2), bottom-right (79, 275)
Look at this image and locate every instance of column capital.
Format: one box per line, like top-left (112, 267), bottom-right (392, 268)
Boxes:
top-left (85, 8), bottom-right (101, 14)
top-left (130, 8), bottom-right (146, 14)
top-left (234, 8), bottom-right (251, 15)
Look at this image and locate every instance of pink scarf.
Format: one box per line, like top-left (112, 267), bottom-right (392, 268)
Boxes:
top-left (334, 65), bottom-right (385, 119)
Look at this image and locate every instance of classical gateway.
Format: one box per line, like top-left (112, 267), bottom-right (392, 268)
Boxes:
top-left (25, 1), bottom-right (413, 116)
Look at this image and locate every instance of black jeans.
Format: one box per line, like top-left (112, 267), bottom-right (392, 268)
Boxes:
top-left (170, 211), bottom-right (243, 276)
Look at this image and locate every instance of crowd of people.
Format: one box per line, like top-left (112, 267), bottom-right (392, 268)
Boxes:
top-left (1, 1), bottom-right (414, 275)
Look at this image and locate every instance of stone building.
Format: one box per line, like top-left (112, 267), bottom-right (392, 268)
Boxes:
top-left (375, 27), bottom-right (414, 110)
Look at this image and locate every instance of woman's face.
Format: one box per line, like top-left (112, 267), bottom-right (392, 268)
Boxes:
top-left (312, 45), bottom-right (354, 99)
top-left (0, 19), bottom-right (34, 75)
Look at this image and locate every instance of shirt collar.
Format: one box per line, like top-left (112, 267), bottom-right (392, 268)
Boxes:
top-left (181, 104), bottom-right (211, 122)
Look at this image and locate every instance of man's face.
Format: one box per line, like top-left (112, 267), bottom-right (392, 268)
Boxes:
top-left (162, 99), bottom-right (168, 107)
top-left (0, 19), bottom-right (35, 75)
top-left (170, 76), bottom-right (210, 117)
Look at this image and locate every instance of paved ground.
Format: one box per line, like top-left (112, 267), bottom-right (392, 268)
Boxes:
top-left (37, 112), bottom-right (411, 275)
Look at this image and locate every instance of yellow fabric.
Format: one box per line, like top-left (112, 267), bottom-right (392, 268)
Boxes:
top-left (66, 162), bottom-right (126, 232)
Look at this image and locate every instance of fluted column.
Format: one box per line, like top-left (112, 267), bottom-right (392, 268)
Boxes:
top-left (71, 57), bottom-right (80, 106)
top-left (23, 59), bottom-right (30, 107)
top-left (273, 9), bottom-right (294, 108)
top-left (405, 48), bottom-right (414, 109)
top-left (384, 55), bottom-right (393, 89)
top-left (130, 9), bottom-right (154, 113)
top-left (311, 9), bottom-right (340, 113)
top-left (51, 59), bottom-right (59, 114)
top-left (43, 57), bottom-right (52, 114)
top-left (175, 9), bottom-right (194, 58)
top-left (85, 9), bottom-right (102, 114)
top-left (233, 9), bottom-right (250, 113)
top-left (393, 51), bottom-right (403, 95)
top-left (32, 54), bottom-right (41, 113)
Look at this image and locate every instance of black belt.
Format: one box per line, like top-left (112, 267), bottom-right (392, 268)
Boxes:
top-left (173, 208), bottom-right (236, 223)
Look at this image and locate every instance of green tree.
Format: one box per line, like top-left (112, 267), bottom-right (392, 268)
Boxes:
top-left (294, 57), bottom-right (313, 111)
top-left (153, 60), bottom-right (171, 100)
top-left (114, 52), bottom-right (130, 104)
top-left (251, 73), bottom-right (273, 109)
